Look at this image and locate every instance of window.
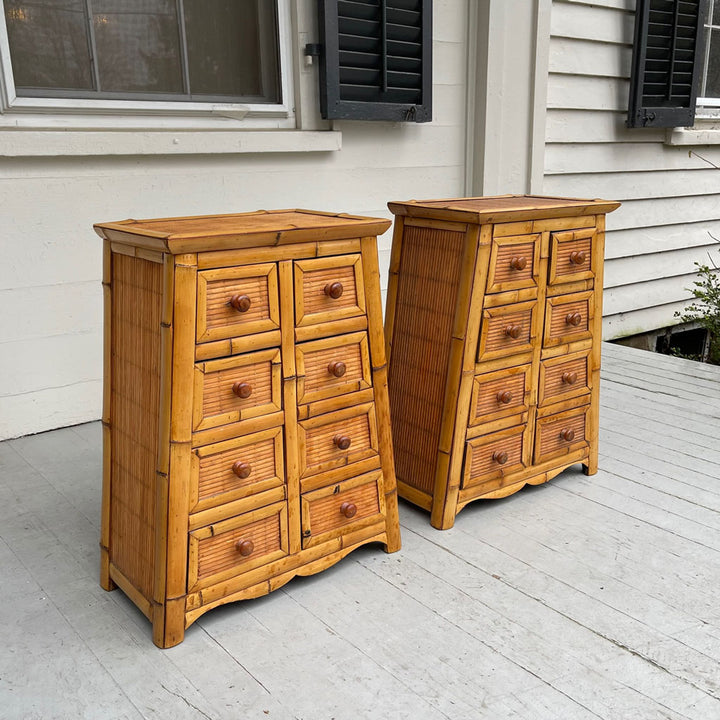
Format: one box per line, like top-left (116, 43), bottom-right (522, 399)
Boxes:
top-left (0, 0), bottom-right (294, 118)
top-left (698, 0), bottom-right (720, 106)
top-left (627, 0), bottom-right (709, 128)
top-left (316, 0), bottom-right (432, 122)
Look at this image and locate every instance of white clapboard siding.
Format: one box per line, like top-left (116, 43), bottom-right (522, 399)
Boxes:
top-left (546, 0), bottom-right (720, 340)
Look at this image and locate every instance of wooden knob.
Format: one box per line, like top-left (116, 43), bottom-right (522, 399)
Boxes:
top-left (229, 294), bottom-right (251, 312)
top-left (559, 428), bottom-right (575, 442)
top-left (562, 371), bottom-right (578, 385)
top-left (565, 312), bottom-right (583, 327)
top-left (340, 502), bottom-right (357, 519)
top-left (510, 256), bottom-right (528, 271)
top-left (232, 381), bottom-right (252, 399)
top-left (333, 434), bottom-right (351, 450)
top-left (569, 250), bottom-right (586, 265)
top-left (235, 539), bottom-right (254, 557)
top-left (324, 281), bottom-right (344, 299)
top-left (327, 360), bottom-right (347, 378)
top-left (492, 450), bottom-right (509, 465)
top-left (497, 390), bottom-right (513, 404)
top-left (232, 461), bottom-right (252, 479)
top-left (505, 324), bottom-right (522, 339)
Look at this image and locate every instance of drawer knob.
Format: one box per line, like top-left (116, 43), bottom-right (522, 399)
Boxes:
top-left (510, 256), bottom-right (528, 271)
top-left (235, 539), bottom-right (254, 557)
top-left (569, 250), bottom-right (586, 265)
top-left (492, 450), bottom-right (509, 465)
top-left (505, 324), bottom-right (522, 339)
top-left (333, 434), bottom-right (352, 450)
top-left (559, 428), bottom-right (575, 442)
top-left (340, 501), bottom-right (358, 519)
top-left (562, 371), bottom-right (578, 385)
top-left (565, 312), bottom-right (583, 327)
top-left (497, 390), bottom-right (514, 404)
top-left (327, 360), bottom-right (347, 378)
top-left (324, 281), bottom-right (344, 299)
top-left (232, 381), bottom-right (253, 399)
top-left (232, 461), bottom-right (252, 479)
top-left (229, 294), bottom-right (252, 312)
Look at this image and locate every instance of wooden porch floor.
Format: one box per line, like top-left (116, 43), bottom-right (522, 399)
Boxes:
top-left (1, 342), bottom-right (719, 719)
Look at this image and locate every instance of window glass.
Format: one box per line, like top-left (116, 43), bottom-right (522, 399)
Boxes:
top-left (707, 28), bottom-right (720, 97)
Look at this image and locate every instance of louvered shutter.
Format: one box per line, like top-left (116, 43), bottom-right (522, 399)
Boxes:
top-left (627, 0), bottom-right (709, 128)
top-left (316, 0), bottom-right (432, 122)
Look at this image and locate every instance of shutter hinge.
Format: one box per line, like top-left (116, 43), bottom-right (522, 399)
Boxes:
top-left (640, 110), bottom-right (657, 126)
top-left (304, 43), bottom-right (322, 66)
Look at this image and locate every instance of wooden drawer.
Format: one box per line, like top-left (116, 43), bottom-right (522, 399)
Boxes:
top-left (299, 403), bottom-right (379, 479)
top-left (296, 332), bottom-right (372, 405)
top-left (534, 404), bottom-right (590, 465)
top-left (294, 254), bottom-right (366, 327)
top-left (197, 263), bottom-right (280, 344)
top-left (462, 425), bottom-right (530, 490)
top-left (187, 502), bottom-right (288, 592)
top-left (190, 427), bottom-right (285, 513)
top-left (469, 364), bottom-right (531, 427)
top-left (192, 348), bottom-right (282, 432)
top-left (539, 351), bottom-right (590, 407)
top-left (301, 471), bottom-right (384, 549)
top-left (549, 228), bottom-right (596, 285)
top-left (486, 234), bottom-right (541, 294)
top-left (543, 291), bottom-right (593, 348)
top-left (477, 300), bottom-right (538, 362)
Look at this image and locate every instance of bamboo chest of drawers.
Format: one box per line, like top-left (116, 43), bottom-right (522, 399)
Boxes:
top-left (385, 195), bottom-right (620, 530)
top-left (95, 209), bottom-right (400, 647)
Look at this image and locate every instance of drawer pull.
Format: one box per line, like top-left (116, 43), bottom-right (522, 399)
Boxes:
top-left (232, 381), bottom-right (253, 399)
top-left (510, 256), bottom-right (528, 271)
top-left (327, 360), bottom-right (347, 378)
top-left (235, 539), bottom-right (255, 557)
top-left (232, 461), bottom-right (252, 479)
top-left (569, 250), bottom-right (586, 265)
top-left (492, 450), bottom-right (509, 465)
top-left (333, 434), bottom-right (352, 450)
top-left (497, 390), bottom-right (514, 404)
top-left (229, 294), bottom-right (252, 312)
top-left (559, 428), bottom-right (575, 442)
top-left (562, 371), bottom-right (578, 385)
top-left (505, 324), bottom-right (522, 339)
top-left (565, 312), bottom-right (583, 327)
top-left (324, 281), bottom-right (344, 299)
top-left (340, 501), bottom-right (358, 519)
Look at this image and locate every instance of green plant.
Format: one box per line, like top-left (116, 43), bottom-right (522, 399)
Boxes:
top-left (675, 245), bottom-right (720, 365)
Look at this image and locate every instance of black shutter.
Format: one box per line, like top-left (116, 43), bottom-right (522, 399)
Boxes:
top-left (316, 0), bottom-right (432, 122)
top-left (627, 0), bottom-right (709, 128)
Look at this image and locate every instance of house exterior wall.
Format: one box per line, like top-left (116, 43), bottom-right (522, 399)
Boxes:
top-left (0, 0), bottom-right (469, 440)
top-left (542, 0), bottom-right (720, 341)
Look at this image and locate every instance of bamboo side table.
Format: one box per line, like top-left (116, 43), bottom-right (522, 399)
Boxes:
top-left (384, 195), bottom-right (620, 529)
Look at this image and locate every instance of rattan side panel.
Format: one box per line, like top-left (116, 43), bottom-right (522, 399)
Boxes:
top-left (388, 225), bottom-right (465, 494)
top-left (110, 253), bottom-right (163, 600)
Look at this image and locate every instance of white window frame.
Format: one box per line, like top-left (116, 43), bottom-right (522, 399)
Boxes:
top-left (0, 0), bottom-right (296, 129)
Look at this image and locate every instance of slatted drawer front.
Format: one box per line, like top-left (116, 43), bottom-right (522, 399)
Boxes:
top-left (543, 291), bottom-right (593, 348)
top-left (539, 351), bottom-right (590, 406)
top-left (301, 472), bottom-right (384, 548)
top-left (477, 301), bottom-right (537, 361)
top-left (470, 365), bottom-right (531, 426)
top-left (193, 349), bottom-right (282, 432)
top-left (191, 428), bottom-right (284, 512)
top-left (462, 426), bottom-right (528, 490)
top-left (294, 254), bottom-right (366, 327)
top-left (188, 502), bottom-right (288, 591)
top-left (296, 332), bottom-right (372, 405)
top-left (197, 264), bottom-right (280, 343)
top-left (486, 234), bottom-right (540, 293)
top-left (534, 405), bottom-right (589, 465)
top-left (299, 403), bottom-right (379, 478)
top-left (549, 228), bottom-right (595, 285)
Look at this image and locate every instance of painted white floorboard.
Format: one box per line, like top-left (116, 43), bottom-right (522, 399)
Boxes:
top-left (1, 342), bottom-right (720, 719)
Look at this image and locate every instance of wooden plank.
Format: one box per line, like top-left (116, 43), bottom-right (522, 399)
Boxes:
top-left (549, 38), bottom-right (631, 78)
top-left (551, 2), bottom-right (634, 45)
top-left (547, 74), bottom-right (629, 111)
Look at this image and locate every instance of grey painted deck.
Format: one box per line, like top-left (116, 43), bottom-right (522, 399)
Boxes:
top-left (1, 342), bottom-right (719, 720)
